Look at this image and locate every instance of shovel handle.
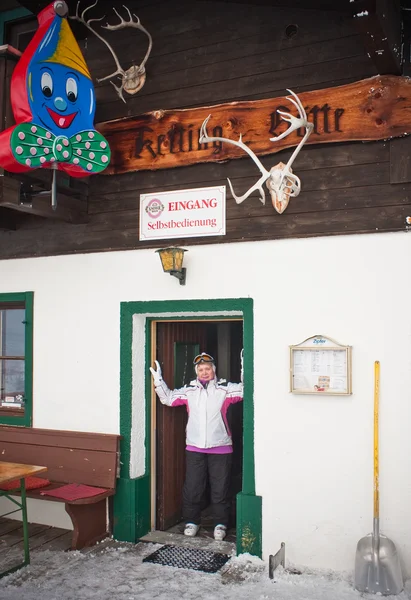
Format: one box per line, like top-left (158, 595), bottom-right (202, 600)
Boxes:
top-left (374, 361), bottom-right (380, 519)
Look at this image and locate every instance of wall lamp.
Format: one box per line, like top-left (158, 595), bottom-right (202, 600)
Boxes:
top-left (156, 247), bottom-right (187, 285)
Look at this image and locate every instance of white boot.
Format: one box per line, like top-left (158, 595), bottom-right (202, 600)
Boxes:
top-left (214, 524), bottom-right (227, 541)
top-left (184, 523), bottom-right (200, 537)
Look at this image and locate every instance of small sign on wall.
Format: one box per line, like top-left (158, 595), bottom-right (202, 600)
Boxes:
top-left (290, 335), bottom-right (352, 395)
top-left (139, 186), bottom-right (226, 241)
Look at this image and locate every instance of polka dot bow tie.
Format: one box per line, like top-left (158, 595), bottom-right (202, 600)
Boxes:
top-left (10, 122), bottom-right (110, 173)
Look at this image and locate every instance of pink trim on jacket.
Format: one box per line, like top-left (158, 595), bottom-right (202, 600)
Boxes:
top-left (186, 445), bottom-right (233, 454)
top-left (221, 395), bottom-right (243, 437)
top-left (170, 398), bottom-right (188, 407)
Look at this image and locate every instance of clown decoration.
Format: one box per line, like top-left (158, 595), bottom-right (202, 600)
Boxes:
top-left (0, 1), bottom-right (110, 209)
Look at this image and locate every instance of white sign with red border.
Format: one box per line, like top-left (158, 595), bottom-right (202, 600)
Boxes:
top-left (139, 186), bottom-right (226, 241)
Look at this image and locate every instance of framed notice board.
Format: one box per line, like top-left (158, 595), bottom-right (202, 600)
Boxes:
top-left (290, 335), bottom-right (352, 395)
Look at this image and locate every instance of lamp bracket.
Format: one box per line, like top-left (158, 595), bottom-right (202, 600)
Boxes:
top-left (170, 268), bottom-right (186, 286)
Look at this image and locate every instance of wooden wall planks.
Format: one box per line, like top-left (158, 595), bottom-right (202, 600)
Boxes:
top-left (0, 0), bottom-right (408, 259)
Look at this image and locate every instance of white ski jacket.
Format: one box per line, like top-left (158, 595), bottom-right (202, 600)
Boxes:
top-left (154, 377), bottom-right (243, 449)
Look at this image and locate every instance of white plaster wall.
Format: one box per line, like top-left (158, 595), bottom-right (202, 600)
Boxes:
top-left (0, 232), bottom-right (410, 575)
top-left (0, 496), bottom-right (72, 529)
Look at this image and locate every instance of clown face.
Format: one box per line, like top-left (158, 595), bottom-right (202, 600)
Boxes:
top-left (28, 62), bottom-right (95, 139)
top-left (0, 2), bottom-right (110, 178)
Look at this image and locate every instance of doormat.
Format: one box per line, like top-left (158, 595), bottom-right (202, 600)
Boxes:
top-left (142, 544), bottom-right (230, 573)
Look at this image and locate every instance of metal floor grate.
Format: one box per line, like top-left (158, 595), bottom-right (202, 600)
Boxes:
top-left (142, 544), bottom-right (230, 573)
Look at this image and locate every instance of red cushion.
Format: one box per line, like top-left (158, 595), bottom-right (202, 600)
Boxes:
top-left (0, 476), bottom-right (51, 491)
top-left (40, 483), bottom-right (108, 501)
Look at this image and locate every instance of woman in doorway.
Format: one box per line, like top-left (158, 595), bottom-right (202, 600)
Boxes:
top-left (150, 352), bottom-right (243, 541)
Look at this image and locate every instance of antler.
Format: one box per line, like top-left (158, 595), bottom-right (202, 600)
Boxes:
top-left (268, 89), bottom-right (314, 200)
top-left (71, 2), bottom-right (115, 68)
top-left (71, 2), bottom-right (153, 103)
top-left (198, 90), bottom-right (313, 213)
top-left (102, 7), bottom-right (153, 77)
top-left (199, 116), bottom-right (271, 205)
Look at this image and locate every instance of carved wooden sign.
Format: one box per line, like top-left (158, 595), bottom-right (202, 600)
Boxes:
top-left (98, 75), bottom-right (411, 175)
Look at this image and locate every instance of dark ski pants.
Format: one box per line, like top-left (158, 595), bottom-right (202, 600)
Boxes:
top-left (183, 450), bottom-right (232, 527)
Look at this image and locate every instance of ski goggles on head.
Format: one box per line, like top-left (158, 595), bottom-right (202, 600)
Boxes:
top-left (193, 353), bottom-right (215, 365)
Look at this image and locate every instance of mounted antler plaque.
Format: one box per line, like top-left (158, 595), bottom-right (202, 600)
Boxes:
top-left (71, 1), bottom-right (152, 102)
top-left (199, 90), bottom-right (313, 213)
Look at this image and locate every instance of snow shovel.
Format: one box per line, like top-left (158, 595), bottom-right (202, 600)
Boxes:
top-left (354, 361), bottom-right (403, 595)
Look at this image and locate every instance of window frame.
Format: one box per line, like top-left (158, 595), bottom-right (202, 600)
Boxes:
top-left (0, 292), bottom-right (33, 426)
top-left (0, 7), bottom-right (32, 46)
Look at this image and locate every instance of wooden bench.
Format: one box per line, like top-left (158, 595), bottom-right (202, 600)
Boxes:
top-left (0, 426), bottom-right (121, 550)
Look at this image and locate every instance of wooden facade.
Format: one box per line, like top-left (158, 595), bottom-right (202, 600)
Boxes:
top-left (0, 0), bottom-right (410, 259)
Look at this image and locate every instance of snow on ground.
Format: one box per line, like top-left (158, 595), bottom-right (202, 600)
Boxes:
top-left (0, 541), bottom-right (410, 600)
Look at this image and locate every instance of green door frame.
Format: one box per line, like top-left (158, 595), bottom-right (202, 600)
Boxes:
top-left (114, 298), bottom-right (262, 557)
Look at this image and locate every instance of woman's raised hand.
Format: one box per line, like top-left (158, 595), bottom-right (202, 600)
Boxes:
top-left (149, 360), bottom-right (163, 385)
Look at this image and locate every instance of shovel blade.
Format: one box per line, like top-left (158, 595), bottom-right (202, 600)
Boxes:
top-left (354, 533), bottom-right (403, 596)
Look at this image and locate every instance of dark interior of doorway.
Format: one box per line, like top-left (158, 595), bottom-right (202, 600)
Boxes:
top-left (155, 320), bottom-right (243, 542)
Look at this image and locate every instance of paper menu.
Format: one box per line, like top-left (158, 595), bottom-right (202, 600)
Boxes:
top-left (290, 336), bottom-right (351, 395)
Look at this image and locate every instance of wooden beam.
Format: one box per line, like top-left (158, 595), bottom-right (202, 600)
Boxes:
top-left (0, 208), bottom-right (17, 230)
top-left (13, 1), bottom-right (47, 14)
top-left (0, 45), bottom-right (21, 60)
top-left (18, 167), bottom-right (89, 200)
top-left (402, 8), bottom-right (411, 77)
top-left (1, 2), bottom-right (23, 9)
top-left (0, 171), bottom-right (19, 229)
top-left (0, 45), bottom-right (21, 133)
top-left (18, 0), bottom-right (352, 11)
top-left (204, 0), bottom-right (352, 11)
top-left (99, 75), bottom-right (411, 175)
top-left (390, 135), bottom-right (411, 183)
top-left (0, 170), bottom-right (20, 203)
top-left (16, 0), bottom-right (92, 11)
top-left (0, 191), bottom-right (89, 224)
top-left (350, 0), bottom-right (402, 75)
top-left (0, 169), bottom-right (88, 224)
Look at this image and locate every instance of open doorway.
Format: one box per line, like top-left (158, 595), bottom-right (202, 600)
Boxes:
top-left (152, 319), bottom-right (243, 542)
top-left (116, 298), bottom-right (261, 557)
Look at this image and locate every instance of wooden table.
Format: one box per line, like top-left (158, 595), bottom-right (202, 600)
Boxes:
top-left (0, 461), bottom-right (47, 578)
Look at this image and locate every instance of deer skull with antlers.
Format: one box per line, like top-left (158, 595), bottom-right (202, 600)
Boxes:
top-left (199, 90), bottom-right (313, 214)
top-left (71, 1), bottom-right (152, 103)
